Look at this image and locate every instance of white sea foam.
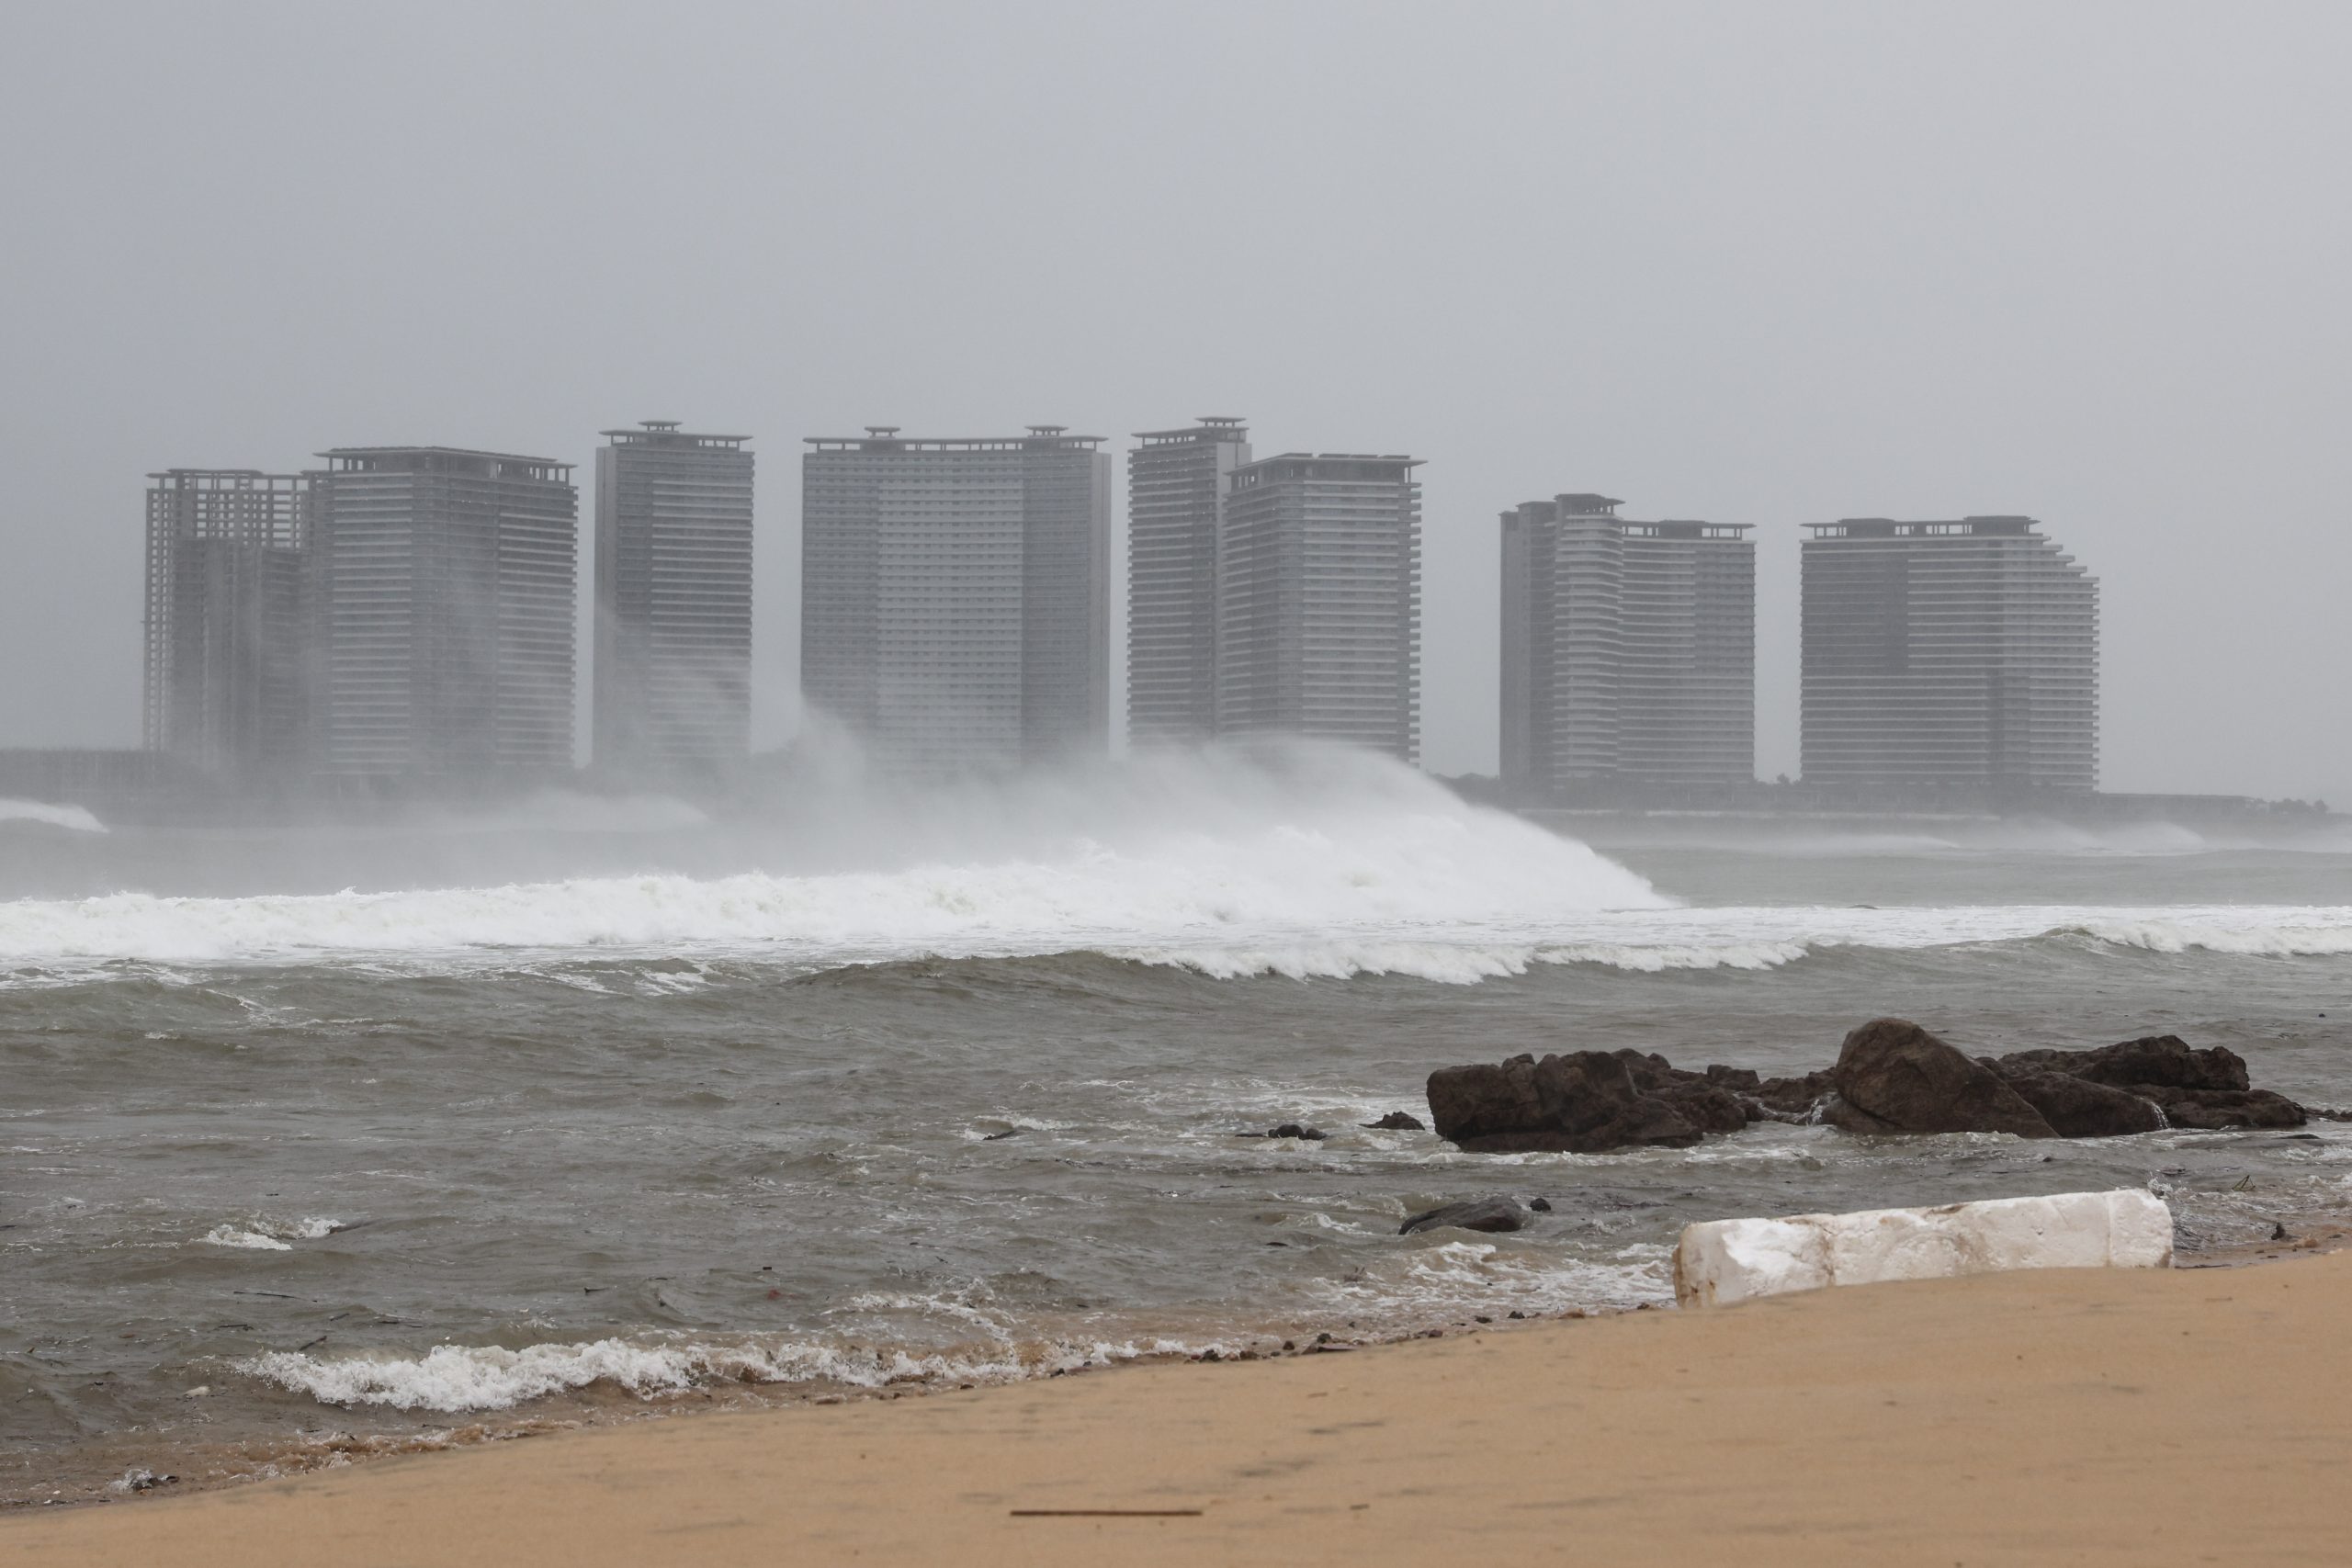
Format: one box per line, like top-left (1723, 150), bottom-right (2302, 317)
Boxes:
top-left (3, 886), bottom-right (2348, 987)
top-left (200, 1216), bottom-right (340, 1249)
top-left (0, 773), bottom-right (1668, 975)
top-left (236, 1330), bottom-right (1234, 1414)
top-left (1300, 1238), bottom-right (1672, 1322)
top-left (2077, 916), bottom-right (2352, 957)
top-left (202, 1225), bottom-right (291, 1251)
top-left (1, 743), bottom-right (2346, 984)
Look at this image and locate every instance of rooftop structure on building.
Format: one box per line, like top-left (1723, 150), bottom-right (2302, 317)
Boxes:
top-left (1801, 514), bottom-right (2098, 792)
top-left (593, 421), bottom-right (756, 780)
top-left (309, 446), bottom-right (579, 787)
top-left (801, 425), bottom-right (1111, 775)
top-left (1214, 452), bottom-right (1422, 763)
top-left (1500, 492), bottom-right (1755, 801)
top-left (1127, 417), bottom-right (1250, 746)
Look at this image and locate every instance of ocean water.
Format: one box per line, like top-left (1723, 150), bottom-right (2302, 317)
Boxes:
top-left (4, 746), bottom-right (2349, 1502)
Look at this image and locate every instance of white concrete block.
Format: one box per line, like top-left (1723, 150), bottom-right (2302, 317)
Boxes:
top-left (1672, 1188), bottom-right (2173, 1307)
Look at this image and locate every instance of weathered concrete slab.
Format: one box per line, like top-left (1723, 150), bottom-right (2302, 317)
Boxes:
top-left (1673, 1189), bottom-right (2174, 1307)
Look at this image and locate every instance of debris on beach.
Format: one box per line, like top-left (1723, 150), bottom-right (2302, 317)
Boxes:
top-left (1673, 1188), bottom-right (2177, 1307)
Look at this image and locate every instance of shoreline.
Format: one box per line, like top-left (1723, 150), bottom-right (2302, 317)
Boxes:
top-left (10, 1234), bottom-right (2351, 1565)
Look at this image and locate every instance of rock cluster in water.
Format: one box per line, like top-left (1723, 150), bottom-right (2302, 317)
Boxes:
top-left (1426, 1018), bottom-right (2310, 1155)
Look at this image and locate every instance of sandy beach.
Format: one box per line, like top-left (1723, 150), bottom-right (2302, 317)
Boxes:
top-left (10, 1244), bottom-right (2349, 1567)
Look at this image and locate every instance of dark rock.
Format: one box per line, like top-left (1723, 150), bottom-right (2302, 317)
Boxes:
top-left (1259, 1123), bottom-right (1329, 1141)
top-left (1750, 1070), bottom-right (1836, 1119)
top-left (1996, 1070), bottom-right (2167, 1138)
top-left (1362, 1111), bottom-right (1426, 1132)
top-left (1425, 1053), bottom-right (1542, 1140)
top-left (1429, 1053), bottom-right (1682, 1153)
top-left (1611, 1050), bottom-right (1752, 1135)
top-left (1995, 1036), bottom-right (2249, 1094)
top-left (1399, 1196), bottom-right (1528, 1236)
top-left (2141, 1087), bottom-right (2305, 1131)
top-left (1830, 1019), bottom-right (2057, 1138)
top-left (1528, 1197), bottom-right (1553, 1213)
top-left (1984, 1036), bottom-right (2300, 1131)
top-left (1818, 1093), bottom-right (1904, 1135)
top-left (1426, 1050), bottom-right (1748, 1154)
top-left (1704, 1064), bottom-right (1761, 1091)
top-left (980, 1127), bottom-right (1023, 1141)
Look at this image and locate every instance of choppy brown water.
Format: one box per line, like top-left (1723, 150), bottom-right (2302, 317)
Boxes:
top-left (6, 766), bottom-right (2350, 1506)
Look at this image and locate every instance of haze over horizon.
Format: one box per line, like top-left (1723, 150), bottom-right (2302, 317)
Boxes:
top-left (3, 1), bottom-right (2346, 802)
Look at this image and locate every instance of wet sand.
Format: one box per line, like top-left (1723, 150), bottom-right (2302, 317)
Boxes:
top-left (10, 1247), bottom-right (2351, 1567)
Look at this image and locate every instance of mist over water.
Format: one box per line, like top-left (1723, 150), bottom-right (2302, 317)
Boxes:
top-left (6, 742), bottom-right (2352, 1502)
top-left (0, 745), bottom-right (1665, 967)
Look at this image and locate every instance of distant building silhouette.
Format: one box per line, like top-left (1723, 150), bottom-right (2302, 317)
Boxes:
top-left (141, 469), bottom-right (311, 777)
top-left (310, 447), bottom-right (579, 787)
top-left (592, 422), bottom-right (755, 779)
top-left (1499, 493), bottom-right (1755, 800)
top-left (1801, 516), bottom-right (2098, 792)
top-left (1214, 453), bottom-right (1421, 762)
top-left (801, 427), bottom-right (1110, 774)
top-left (1127, 418), bottom-right (1250, 747)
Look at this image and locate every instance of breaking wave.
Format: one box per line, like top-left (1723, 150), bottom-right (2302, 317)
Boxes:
top-left (2074, 916), bottom-right (2352, 957)
top-left (200, 1217), bottom-right (341, 1250)
top-left (236, 1330), bottom-right (1237, 1414)
top-left (0, 797), bottom-right (106, 833)
top-left (1, 888), bottom-right (2348, 987)
top-left (0, 728), bottom-right (2346, 984)
top-left (0, 790), bottom-right (1668, 973)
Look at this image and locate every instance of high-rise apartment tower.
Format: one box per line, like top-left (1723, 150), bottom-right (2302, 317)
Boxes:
top-left (309, 446), bottom-right (579, 786)
top-left (141, 468), bottom-right (311, 776)
top-left (1127, 417), bottom-right (1250, 745)
top-left (1214, 453), bottom-right (1421, 762)
top-left (593, 421), bottom-right (755, 778)
top-left (1499, 493), bottom-right (1754, 800)
top-left (1801, 515), bottom-right (2098, 791)
top-left (801, 427), bottom-right (1111, 774)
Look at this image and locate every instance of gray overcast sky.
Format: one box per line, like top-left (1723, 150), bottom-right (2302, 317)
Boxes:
top-left (3, 1), bottom-right (2346, 799)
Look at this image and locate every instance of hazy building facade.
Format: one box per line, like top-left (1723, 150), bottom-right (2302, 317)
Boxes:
top-left (1802, 515), bottom-right (2098, 791)
top-left (310, 446), bottom-right (579, 786)
top-left (1215, 453), bottom-right (1421, 762)
top-left (1127, 417), bottom-right (1250, 745)
top-left (801, 427), bottom-right (1111, 774)
top-left (1500, 494), bottom-right (1754, 799)
top-left (141, 468), bottom-right (311, 776)
top-left (593, 422), bottom-right (755, 778)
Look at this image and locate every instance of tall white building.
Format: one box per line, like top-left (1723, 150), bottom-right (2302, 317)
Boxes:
top-left (593, 421), bottom-right (755, 779)
top-left (1801, 515), bottom-right (2098, 792)
top-left (1126, 418), bottom-right (1250, 746)
top-left (801, 427), bottom-right (1111, 774)
top-left (1500, 493), bottom-right (1754, 799)
top-left (141, 468), bottom-right (311, 777)
top-left (310, 446), bottom-right (578, 786)
top-left (1214, 452), bottom-right (1421, 762)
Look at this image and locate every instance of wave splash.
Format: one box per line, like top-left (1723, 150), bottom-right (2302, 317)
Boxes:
top-left (0, 797), bottom-right (106, 833)
top-left (0, 749), bottom-right (1667, 973)
top-left (3, 745), bottom-right (2348, 984)
top-left (234, 1330), bottom-right (1239, 1414)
